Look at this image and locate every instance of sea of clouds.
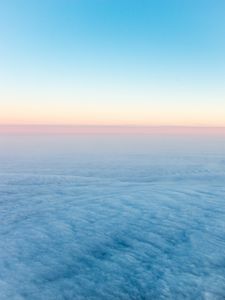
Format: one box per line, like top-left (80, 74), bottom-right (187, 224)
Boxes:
top-left (0, 134), bottom-right (225, 299)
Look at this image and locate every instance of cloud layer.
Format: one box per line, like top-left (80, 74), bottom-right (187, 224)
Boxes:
top-left (0, 135), bottom-right (225, 299)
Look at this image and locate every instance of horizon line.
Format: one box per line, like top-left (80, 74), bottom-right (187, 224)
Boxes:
top-left (1, 124), bottom-right (225, 128)
top-left (0, 124), bottom-right (225, 135)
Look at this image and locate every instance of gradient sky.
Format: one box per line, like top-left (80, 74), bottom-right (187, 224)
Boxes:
top-left (0, 0), bottom-right (225, 126)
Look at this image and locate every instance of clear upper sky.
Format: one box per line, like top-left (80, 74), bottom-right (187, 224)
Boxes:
top-left (0, 0), bottom-right (224, 126)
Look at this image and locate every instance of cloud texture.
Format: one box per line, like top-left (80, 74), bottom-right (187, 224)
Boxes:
top-left (0, 135), bottom-right (225, 299)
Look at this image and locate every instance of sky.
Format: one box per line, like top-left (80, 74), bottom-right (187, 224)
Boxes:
top-left (0, 0), bottom-right (225, 127)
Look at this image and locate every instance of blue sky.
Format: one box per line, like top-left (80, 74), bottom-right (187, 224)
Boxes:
top-left (0, 0), bottom-right (225, 125)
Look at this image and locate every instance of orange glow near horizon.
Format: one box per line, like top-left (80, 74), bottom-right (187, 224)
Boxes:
top-left (1, 103), bottom-right (225, 128)
top-left (1, 80), bottom-right (225, 128)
